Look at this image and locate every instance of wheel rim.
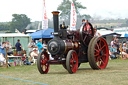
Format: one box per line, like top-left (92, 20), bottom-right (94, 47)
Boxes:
top-left (66, 50), bottom-right (78, 74)
top-left (70, 51), bottom-right (78, 73)
top-left (94, 38), bottom-right (109, 69)
top-left (37, 51), bottom-right (49, 74)
top-left (40, 52), bottom-right (49, 73)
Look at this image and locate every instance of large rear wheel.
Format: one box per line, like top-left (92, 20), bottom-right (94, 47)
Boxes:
top-left (88, 37), bottom-right (109, 69)
top-left (66, 50), bottom-right (78, 74)
top-left (37, 51), bottom-right (49, 74)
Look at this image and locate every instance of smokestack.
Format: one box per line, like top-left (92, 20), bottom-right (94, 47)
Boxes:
top-left (52, 11), bottom-right (60, 32)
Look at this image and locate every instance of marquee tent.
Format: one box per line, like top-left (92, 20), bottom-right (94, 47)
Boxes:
top-left (29, 28), bottom-right (54, 39)
top-left (120, 33), bottom-right (128, 37)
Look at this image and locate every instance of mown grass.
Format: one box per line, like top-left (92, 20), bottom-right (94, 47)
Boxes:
top-left (0, 59), bottom-right (128, 85)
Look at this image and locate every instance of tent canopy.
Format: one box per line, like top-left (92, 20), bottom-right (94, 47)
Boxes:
top-left (0, 33), bottom-right (29, 37)
top-left (98, 30), bottom-right (121, 37)
top-left (120, 33), bottom-right (128, 37)
top-left (29, 28), bottom-right (54, 39)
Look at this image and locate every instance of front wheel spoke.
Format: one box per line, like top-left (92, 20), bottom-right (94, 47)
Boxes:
top-left (41, 60), bottom-right (44, 64)
top-left (43, 60), bottom-right (46, 64)
top-left (70, 59), bottom-right (74, 65)
top-left (45, 64), bottom-right (47, 70)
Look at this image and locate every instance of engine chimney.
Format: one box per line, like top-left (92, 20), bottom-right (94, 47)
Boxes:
top-left (52, 11), bottom-right (60, 32)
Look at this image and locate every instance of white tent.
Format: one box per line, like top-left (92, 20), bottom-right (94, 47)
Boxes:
top-left (0, 33), bottom-right (31, 56)
top-left (0, 33), bottom-right (29, 37)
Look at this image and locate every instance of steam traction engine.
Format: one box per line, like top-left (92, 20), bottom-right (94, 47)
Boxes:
top-left (37, 11), bottom-right (109, 74)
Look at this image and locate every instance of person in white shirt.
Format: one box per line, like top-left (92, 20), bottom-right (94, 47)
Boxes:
top-left (6, 41), bottom-right (13, 55)
top-left (0, 53), bottom-right (6, 64)
top-left (43, 41), bottom-right (47, 51)
top-left (30, 48), bottom-right (38, 63)
top-left (94, 28), bottom-right (101, 37)
top-left (28, 39), bottom-right (37, 52)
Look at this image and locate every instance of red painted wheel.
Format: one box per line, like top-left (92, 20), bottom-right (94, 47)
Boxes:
top-left (66, 50), bottom-right (78, 74)
top-left (88, 37), bottom-right (109, 69)
top-left (37, 51), bottom-right (49, 74)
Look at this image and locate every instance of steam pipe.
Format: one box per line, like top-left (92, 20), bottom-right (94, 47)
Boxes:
top-left (52, 11), bottom-right (60, 32)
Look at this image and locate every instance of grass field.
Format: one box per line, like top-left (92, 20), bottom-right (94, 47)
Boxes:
top-left (0, 59), bottom-right (128, 85)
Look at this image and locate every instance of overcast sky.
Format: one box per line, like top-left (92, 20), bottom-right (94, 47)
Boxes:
top-left (0, 0), bottom-right (128, 22)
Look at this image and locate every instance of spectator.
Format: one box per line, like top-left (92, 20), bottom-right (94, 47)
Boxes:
top-left (0, 42), bottom-right (6, 57)
top-left (120, 43), bottom-right (128, 59)
top-left (43, 41), bottom-right (47, 51)
top-left (15, 39), bottom-right (22, 55)
top-left (36, 39), bottom-right (43, 52)
top-left (30, 48), bottom-right (38, 64)
top-left (6, 41), bottom-right (13, 55)
top-left (0, 53), bottom-right (6, 64)
top-left (94, 28), bottom-right (101, 37)
top-left (28, 39), bottom-right (37, 53)
top-left (109, 45), bottom-right (117, 59)
top-left (82, 19), bottom-right (85, 25)
top-left (22, 54), bottom-right (31, 65)
top-left (110, 38), bottom-right (114, 47)
top-left (113, 38), bottom-right (120, 54)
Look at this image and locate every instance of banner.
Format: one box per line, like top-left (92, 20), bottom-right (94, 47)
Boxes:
top-left (70, 0), bottom-right (77, 31)
top-left (42, 0), bottom-right (48, 29)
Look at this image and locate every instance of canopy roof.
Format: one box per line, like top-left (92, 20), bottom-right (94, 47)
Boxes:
top-left (29, 28), bottom-right (54, 39)
top-left (98, 30), bottom-right (121, 37)
top-left (120, 33), bottom-right (128, 37)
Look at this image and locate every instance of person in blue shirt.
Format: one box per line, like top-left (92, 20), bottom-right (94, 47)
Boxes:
top-left (109, 45), bottom-right (117, 59)
top-left (36, 39), bottom-right (43, 52)
top-left (0, 42), bottom-right (6, 57)
top-left (15, 39), bottom-right (22, 55)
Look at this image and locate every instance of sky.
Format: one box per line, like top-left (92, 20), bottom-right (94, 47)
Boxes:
top-left (0, 0), bottom-right (128, 22)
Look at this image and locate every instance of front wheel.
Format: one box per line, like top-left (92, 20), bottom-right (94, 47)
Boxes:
top-left (37, 51), bottom-right (49, 74)
top-left (66, 50), bottom-right (78, 74)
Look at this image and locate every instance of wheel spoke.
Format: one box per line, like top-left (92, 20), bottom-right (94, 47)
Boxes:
top-left (100, 58), bottom-right (105, 65)
top-left (95, 56), bottom-right (100, 62)
top-left (95, 52), bottom-right (99, 56)
top-left (95, 49), bottom-right (99, 53)
top-left (99, 39), bottom-right (102, 48)
top-left (100, 45), bottom-right (106, 51)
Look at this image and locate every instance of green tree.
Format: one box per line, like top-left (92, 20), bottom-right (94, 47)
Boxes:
top-left (57, 0), bottom-right (86, 19)
top-left (10, 14), bottom-right (31, 32)
top-left (0, 22), bottom-right (10, 31)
